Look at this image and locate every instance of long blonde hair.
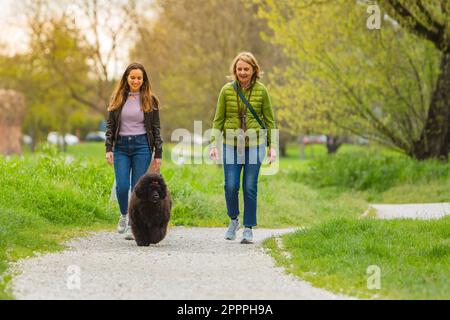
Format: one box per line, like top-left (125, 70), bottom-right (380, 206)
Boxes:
top-left (108, 62), bottom-right (159, 112)
top-left (229, 52), bottom-right (263, 85)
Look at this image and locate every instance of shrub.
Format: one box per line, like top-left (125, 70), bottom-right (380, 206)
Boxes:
top-left (291, 152), bottom-right (450, 191)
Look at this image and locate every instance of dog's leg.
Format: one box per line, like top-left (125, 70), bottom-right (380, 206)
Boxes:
top-left (136, 240), bottom-right (150, 247)
top-left (135, 224), bottom-right (150, 246)
top-left (149, 227), bottom-right (166, 244)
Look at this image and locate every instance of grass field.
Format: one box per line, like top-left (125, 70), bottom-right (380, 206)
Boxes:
top-left (0, 141), bottom-right (448, 299)
top-left (265, 217), bottom-right (450, 299)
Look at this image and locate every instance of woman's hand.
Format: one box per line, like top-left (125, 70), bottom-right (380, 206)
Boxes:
top-left (268, 147), bottom-right (276, 164)
top-left (209, 146), bottom-right (219, 161)
top-left (153, 158), bottom-right (162, 171)
top-left (106, 151), bottom-right (114, 165)
top-left (149, 158), bottom-right (162, 174)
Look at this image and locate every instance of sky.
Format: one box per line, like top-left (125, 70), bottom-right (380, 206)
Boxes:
top-left (0, 0), bottom-right (29, 55)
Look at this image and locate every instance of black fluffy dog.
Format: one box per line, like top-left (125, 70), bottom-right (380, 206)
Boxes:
top-left (129, 173), bottom-right (172, 246)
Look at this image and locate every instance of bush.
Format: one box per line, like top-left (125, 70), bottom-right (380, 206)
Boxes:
top-left (0, 151), bottom-right (115, 226)
top-left (290, 151), bottom-right (450, 191)
top-left (0, 152), bottom-right (117, 298)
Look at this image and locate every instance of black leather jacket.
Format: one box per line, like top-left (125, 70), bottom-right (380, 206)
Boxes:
top-left (105, 100), bottom-right (163, 158)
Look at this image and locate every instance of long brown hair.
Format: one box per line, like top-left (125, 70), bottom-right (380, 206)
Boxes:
top-left (107, 62), bottom-right (159, 112)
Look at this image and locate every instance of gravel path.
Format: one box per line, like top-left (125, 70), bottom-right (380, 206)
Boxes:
top-left (11, 227), bottom-right (352, 300)
top-left (368, 203), bottom-right (450, 220)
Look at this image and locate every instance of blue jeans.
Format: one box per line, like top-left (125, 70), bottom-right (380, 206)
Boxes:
top-left (113, 134), bottom-right (152, 215)
top-left (222, 143), bottom-right (265, 227)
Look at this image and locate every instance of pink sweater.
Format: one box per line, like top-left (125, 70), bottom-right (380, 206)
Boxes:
top-left (119, 92), bottom-right (146, 136)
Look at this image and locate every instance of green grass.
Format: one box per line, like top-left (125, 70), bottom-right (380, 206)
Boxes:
top-left (264, 217), bottom-right (450, 299)
top-left (158, 143), bottom-right (370, 227)
top-left (0, 144), bottom-right (117, 299)
top-left (162, 163), bottom-right (367, 228)
top-left (285, 144), bottom-right (450, 204)
top-left (265, 144), bottom-right (449, 299)
top-left (66, 141), bottom-right (106, 160)
top-left (1, 141), bottom-right (449, 299)
top-left (291, 149), bottom-right (450, 192)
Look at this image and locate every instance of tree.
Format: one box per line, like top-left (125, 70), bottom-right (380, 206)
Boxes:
top-left (130, 0), bottom-right (284, 139)
top-left (0, 15), bottom-right (93, 150)
top-left (23, 0), bottom-right (139, 117)
top-left (259, 0), bottom-right (444, 159)
top-left (378, 1), bottom-right (450, 159)
top-left (1, 0), bottom-right (140, 149)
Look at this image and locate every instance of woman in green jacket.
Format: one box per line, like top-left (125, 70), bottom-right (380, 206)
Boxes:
top-left (210, 52), bottom-right (277, 244)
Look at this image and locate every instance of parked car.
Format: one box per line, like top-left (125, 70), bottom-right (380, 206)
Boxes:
top-left (22, 134), bottom-right (32, 145)
top-left (302, 135), bottom-right (326, 145)
top-left (85, 131), bottom-right (106, 142)
top-left (47, 132), bottom-right (79, 145)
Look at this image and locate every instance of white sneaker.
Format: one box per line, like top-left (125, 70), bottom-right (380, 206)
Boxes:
top-left (225, 218), bottom-right (240, 240)
top-left (124, 225), bottom-right (134, 240)
top-left (117, 215), bottom-right (128, 234)
top-left (241, 227), bottom-right (253, 244)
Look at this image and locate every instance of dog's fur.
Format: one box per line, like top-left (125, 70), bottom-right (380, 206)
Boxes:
top-left (129, 173), bottom-right (172, 246)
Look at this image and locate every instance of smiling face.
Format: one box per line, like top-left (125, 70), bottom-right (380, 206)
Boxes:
top-left (235, 59), bottom-right (254, 86)
top-left (127, 68), bottom-right (144, 92)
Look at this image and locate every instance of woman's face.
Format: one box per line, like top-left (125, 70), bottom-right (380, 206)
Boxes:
top-left (235, 59), bottom-right (254, 84)
top-left (127, 68), bottom-right (144, 92)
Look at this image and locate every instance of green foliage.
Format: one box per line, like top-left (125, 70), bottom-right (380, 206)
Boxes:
top-left (163, 165), bottom-right (227, 226)
top-left (154, 143), bottom-right (368, 228)
top-left (292, 151), bottom-right (450, 192)
top-left (267, 217), bottom-right (450, 299)
top-left (66, 142), bottom-right (106, 160)
top-left (0, 16), bottom-right (95, 147)
top-left (378, 1), bottom-right (450, 50)
top-left (69, 108), bottom-right (104, 139)
top-left (131, 0), bottom-right (285, 138)
top-left (258, 0), bottom-right (441, 155)
top-left (0, 150), bottom-right (116, 299)
top-left (1, 142), bottom-right (448, 299)
top-left (0, 153), bottom-right (115, 226)
top-left (0, 4), bottom-right (113, 149)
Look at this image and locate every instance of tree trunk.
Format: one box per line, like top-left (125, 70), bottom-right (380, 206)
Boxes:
top-left (279, 142), bottom-right (287, 157)
top-left (326, 135), bottom-right (343, 154)
top-left (411, 51), bottom-right (450, 161)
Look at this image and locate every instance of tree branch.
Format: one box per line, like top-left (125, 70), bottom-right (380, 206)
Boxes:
top-left (381, 0), bottom-right (444, 49)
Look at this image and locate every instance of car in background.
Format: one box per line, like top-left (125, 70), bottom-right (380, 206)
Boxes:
top-left (47, 132), bottom-right (79, 145)
top-left (85, 131), bottom-right (106, 142)
top-left (22, 134), bottom-right (32, 145)
top-left (302, 135), bottom-right (327, 145)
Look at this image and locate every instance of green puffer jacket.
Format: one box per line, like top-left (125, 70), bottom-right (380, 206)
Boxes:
top-left (211, 81), bottom-right (277, 147)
